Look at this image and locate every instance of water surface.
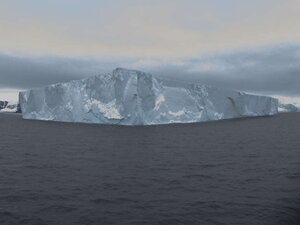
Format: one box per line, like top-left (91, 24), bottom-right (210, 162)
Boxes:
top-left (0, 113), bottom-right (299, 225)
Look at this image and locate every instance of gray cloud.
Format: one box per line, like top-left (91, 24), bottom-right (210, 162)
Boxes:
top-left (0, 44), bottom-right (300, 97)
top-left (147, 44), bottom-right (300, 96)
top-left (0, 54), bottom-right (118, 89)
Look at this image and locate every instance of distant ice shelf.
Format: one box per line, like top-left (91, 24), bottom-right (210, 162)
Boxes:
top-left (278, 103), bottom-right (299, 113)
top-left (0, 101), bottom-right (20, 113)
top-left (19, 68), bottom-right (278, 125)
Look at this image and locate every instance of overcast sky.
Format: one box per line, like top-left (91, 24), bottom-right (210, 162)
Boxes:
top-left (0, 0), bottom-right (300, 100)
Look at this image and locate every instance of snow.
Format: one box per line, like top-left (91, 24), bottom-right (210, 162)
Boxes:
top-left (168, 110), bottom-right (185, 117)
top-left (85, 99), bottom-right (122, 120)
top-left (1, 108), bottom-right (17, 113)
top-left (154, 95), bottom-right (165, 110)
top-left (19, 68), bottom-right (279, 125)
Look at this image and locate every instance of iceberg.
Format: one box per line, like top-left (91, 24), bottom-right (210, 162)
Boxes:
top-left (275, 96), bottom-right (300, 113)
top-left (278, 103), bottom-right (299, 113)
top-left (0, 100), bottom-right (20, 113)
top-left (0, 101), bottom-right (8, 110)
top-left (19, 68), bottom-right (278, 125)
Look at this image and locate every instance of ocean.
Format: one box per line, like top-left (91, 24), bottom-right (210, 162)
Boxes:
top-left (0, 113), bottom-right (299, 225)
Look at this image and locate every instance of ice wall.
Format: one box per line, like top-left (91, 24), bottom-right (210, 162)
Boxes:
top-left (19, 68), bottom-right (278, 125)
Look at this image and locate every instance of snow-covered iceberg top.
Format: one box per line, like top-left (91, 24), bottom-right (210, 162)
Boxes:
top-left (19, 68), bottom-right (278, 125)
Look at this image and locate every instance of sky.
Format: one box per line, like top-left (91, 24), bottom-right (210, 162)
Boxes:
top-left (0, 0), bottom-right (300, 102)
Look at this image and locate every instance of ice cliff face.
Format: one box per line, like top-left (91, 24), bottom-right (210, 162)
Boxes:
top-left (19, 68), bottom-right (278, 125)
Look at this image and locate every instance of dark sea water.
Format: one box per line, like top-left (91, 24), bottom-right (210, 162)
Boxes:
top-left (0, 113), bottom-right (299, 225)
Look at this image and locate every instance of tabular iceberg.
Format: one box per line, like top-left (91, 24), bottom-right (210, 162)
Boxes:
top-left (19, 68), bottom-right (278, 125)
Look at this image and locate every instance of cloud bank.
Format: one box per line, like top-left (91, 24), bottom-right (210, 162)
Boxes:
top-left (0, 0), bottom-right (299, 58)
top-left (0, 44), bottom-right (299, 97)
